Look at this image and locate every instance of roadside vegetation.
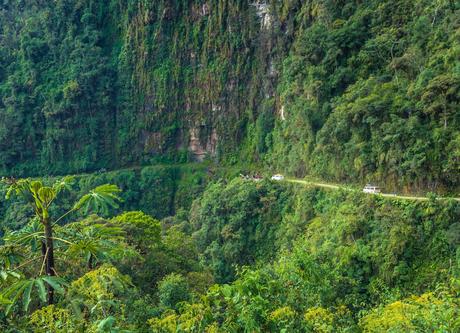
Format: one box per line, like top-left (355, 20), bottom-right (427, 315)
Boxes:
top-left (1, 177), bottom-right (458, 331)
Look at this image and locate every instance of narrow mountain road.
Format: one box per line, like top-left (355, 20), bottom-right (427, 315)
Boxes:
top-left (285, 178), bottom-right (460, 202)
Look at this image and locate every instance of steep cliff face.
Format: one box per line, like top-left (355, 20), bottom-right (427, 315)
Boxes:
top-left (0, 0), bottom-right (459, 190)
top-left (0, 0), bottom-right (282, 172)
top-left (113, 0), bottom-right (281, 165)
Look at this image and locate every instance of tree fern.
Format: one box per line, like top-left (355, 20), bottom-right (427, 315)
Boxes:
top-left (74, 184), bottom-right (123, 215)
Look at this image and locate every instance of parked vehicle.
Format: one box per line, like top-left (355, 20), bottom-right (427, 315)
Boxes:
top-left (363, 184), bottom-right (381, 194)
top-left (271, 174), bottom-right (285, 181)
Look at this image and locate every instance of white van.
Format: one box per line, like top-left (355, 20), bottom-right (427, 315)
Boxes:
top-left (271, 174), bottom-right (285, 181)
top-left (363, 184), bottom-right (381, 194)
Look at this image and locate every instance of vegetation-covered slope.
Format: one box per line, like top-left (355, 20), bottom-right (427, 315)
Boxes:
top-left (0, 0), bottom-right (459, 331)
top-left (0, 0), bottom-right (458, 191)
top-left (1, 178), bottom-right (458, 331)
top-left (270, 0), bottom-right (460, 192)
top-left (0, 164), bottom-right (208, 233)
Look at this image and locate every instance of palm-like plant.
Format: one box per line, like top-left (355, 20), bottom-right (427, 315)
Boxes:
top-left (1, 176), bottom-right (123, 313)
top-left (4, 218), bottom-right (43, 252)
top-left (2, 275), bottom-right (66, 315)
top-left (73, 184), bottom-right (122, 215)
top-left (59, 217), bottom-right (127, 269)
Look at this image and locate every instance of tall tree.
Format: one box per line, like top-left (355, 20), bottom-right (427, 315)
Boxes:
top-left (1, 176), bottom-right (122, 307)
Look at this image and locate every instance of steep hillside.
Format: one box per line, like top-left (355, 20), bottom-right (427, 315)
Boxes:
top-left (1, 2), bottom-right (459, 331)
top-left (155, 179), bottom-right (460, 331)
top-left (0, 0), bottom-right (275, 175)
top-left (0, 1), bottom-right (459, 189)
top-left (2, 176), bottom-right (458, 331)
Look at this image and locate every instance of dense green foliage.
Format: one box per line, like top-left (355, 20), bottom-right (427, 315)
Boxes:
top-left (270, 0), bottom-right (460, 192)
top-left (0, 0), bottom-right (459, 331)
top-left (150, 180), bottom-right (460, 332)
top-left (0, 0), bottom-right (458, 191)
top-left (0, 0), bottom-right (266, 175)
top-left (0, 164), bottom-right (207, 234)
top-left (2, 177), bottom-right (458, 331)
top-left (190, 179), bottom-right (289, 282)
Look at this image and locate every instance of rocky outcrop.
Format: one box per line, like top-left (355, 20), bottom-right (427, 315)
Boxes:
top-left (188, 127), bottom-right (218, 162)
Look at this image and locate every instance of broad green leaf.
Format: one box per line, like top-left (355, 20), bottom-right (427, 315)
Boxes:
top-left (73, 194), bottom-right (90, 210)
top-left (22, 280), bottom-right (33, 312)
top-left (53, 176), bottom-right (75, 194)
top-left (35, 278), bottom-right (47, 303)
top-left (42, 276), bottom-right (66, 294)
top-left (74, 184), bottom-right (122, 215)
top-left (38, 187), bottom-right (56, 206)
top-left (97, 316), bottom-right (116, 331)
top-left (30, 181), bottom-right (43, 195)
top-left (4, 280), bottom-right (29, 315)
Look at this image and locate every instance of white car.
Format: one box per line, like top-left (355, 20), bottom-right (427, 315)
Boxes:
top-left (271, 174), bottom-right (285, 181)
top-left (363, 184), bottom-right (381, 194)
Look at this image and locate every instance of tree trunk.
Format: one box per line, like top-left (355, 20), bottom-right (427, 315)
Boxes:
top-left (44, 221), bottom-right (56, 305)
top-left (41, 238), bottom-right (46, 259)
